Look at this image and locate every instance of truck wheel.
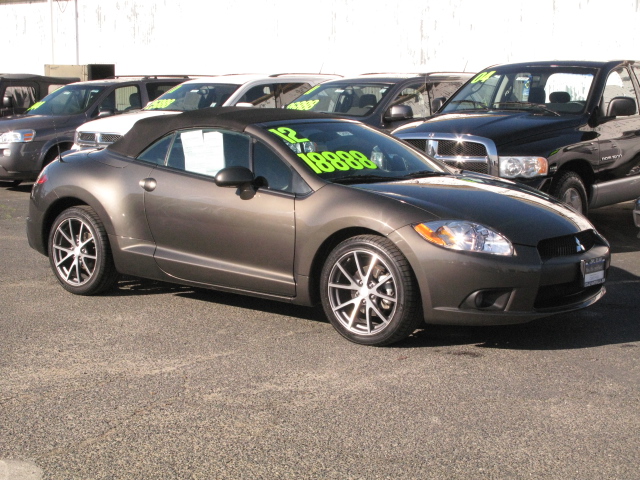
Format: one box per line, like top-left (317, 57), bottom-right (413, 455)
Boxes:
top-left (550, 171), bottom-right (588, 215)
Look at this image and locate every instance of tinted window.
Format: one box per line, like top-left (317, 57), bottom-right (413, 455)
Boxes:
top-left (276, 83), bottom-right (311, 107)
top-left (442, 67), bottom-right (596, 115)
top-left (265, 121), bottom-right (447, 183)
top-left (4, 85), bottom-right (36, 109)
top-left (253, 141), bottom-right (293, 192)
top-left (137, 135), bottom-right (173, 165)
top-left (603, 67), bottom-right (638, 116)
top-left (240, 85), bottom-right (276, 108)
top-left (389, 82), bottom-right (428, 118)
top-left (98, 85), bottom-right (141, 114)
top-left (287, 83), bottom-right (390, 116)
top-left (144, 83), bottom-right (241, 111)
top-left (26, 84), bottom-right (106, 115)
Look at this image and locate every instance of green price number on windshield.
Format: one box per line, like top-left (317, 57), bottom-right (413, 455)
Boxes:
top-left (286, 100), bottom-right (320, 111)
top-left (298, 150), bottom-right (377, 174)
top-left (471, 71), bottom-right (496, 84)
top-left (146, 98), bottom-right (176, 110)
top-left (269, 127), bottom-right (310, 143)
top-left (26, 101), bottom-right (45, 112)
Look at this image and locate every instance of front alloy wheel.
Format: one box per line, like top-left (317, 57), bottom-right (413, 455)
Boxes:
top-left (48, 206), bottom-right (118, 295)
top-left (320, 235), bottom-right (421, 346)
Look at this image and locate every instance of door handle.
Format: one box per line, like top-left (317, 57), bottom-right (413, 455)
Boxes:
top-left (139, 177), bottom-right (157, 192)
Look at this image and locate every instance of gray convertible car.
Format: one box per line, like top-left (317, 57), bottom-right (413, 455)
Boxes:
top-left (27, 108), bottom-right (610, 346)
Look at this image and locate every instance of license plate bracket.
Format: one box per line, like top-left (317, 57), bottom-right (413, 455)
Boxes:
top-left (581, 256), bottom-right (606, 287)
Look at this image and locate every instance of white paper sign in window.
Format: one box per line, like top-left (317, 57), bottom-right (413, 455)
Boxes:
top-left (182, 130), bottom-right (224, 176)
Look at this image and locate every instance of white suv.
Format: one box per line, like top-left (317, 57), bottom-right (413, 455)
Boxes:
top-left (72, 73), bottom-right (338, 150)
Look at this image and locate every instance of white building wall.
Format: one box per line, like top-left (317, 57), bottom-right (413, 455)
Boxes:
top-left (1, 0), bottom-right (639, 76)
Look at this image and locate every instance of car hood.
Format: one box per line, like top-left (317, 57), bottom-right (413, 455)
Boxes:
top-left (394, 111), bottom-right (584, 147)
top-left (77, 110), bottom-right (179, 134)
top-left (354, 174), bottom-right (595, 245)
top-left (0, 114), bottom-right (74, 132)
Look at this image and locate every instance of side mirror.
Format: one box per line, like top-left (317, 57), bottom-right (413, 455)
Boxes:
top-left (97, 109), bottom-right (114, 118)
top-left (431, 96), bottom-right (446, 112)
top-left (606, 96), bottom-right (636, 117)
top-left (3, 96), bottom-right (13, 108)
top-left (383, 105), bottom-right (413, 122)
top-left (214, 166), bottom-right (254, 187)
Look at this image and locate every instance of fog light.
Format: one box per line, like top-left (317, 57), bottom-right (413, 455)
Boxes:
top-left (461, 289), bottom-right (513, 311)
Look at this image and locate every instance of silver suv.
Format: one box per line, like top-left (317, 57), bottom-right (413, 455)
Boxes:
top-left (73, 73), bottom-right (338, 150)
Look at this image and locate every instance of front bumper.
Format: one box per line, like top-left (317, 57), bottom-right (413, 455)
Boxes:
top-left (0, 141), bottom-right (42, 181)
top-left (390, 225), bottom-right (610, 326)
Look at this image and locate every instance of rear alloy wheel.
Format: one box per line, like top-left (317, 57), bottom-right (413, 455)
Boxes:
top-left (48, 206), bottom-right (119, 295)
top-left (320, 235), bottom-right (421, 346)
top-left (550, 171), bottom-right (588, 215)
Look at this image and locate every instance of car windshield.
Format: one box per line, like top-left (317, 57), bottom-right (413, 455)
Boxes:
top-left (441, 66), bottom-right (598, 115)
top-left (286, 83), bottom-right (392, 117)
top-left (143, 83), bottom-right (240, 111)
top-left (25, 84), bottom-right (107, 115)
top-left (264, 120), bottom-right (449, 183)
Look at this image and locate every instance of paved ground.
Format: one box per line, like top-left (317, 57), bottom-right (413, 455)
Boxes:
top-left (1, 183), bottom-right (639, 480)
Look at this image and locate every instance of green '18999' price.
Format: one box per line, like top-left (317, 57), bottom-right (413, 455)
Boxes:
top-left (298, 150), bottom-right (378, 173)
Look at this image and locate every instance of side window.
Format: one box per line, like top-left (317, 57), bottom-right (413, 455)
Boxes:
top-left (253, 141), bottom-right (293, 192)
top-left (276, 83), bottom-right (311, 107)
top-left (115, 85), bottom-right (141, 112)
top-left (4, 85), bottom-right (37, 109)
top-left (429, 81), bottom-right (464, 112)
top-left (166, 129), bottom-right (251, 177)
top-left (137, 134), bottom-right (173, 165)
top-left (390, 82), bottom-right (428, 118)
top-left (145, 82), bottom-right (181, 102)
top-left (240, 85), bottom-right (276, 108)
top-left (602, 67), bottom-right (638, 116)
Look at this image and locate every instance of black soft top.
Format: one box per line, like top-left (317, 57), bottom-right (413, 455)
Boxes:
top-left (109, 107), bottom-right (341, 158)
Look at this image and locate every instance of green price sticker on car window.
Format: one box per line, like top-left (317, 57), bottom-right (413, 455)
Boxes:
top-left (26, 101), bottom-right (45, 112)
top-left (268, 127), bottom-right (310, 144)
top-left (298, 150), bottom-right (378, 174)
top-left (146, 98), bottom-right (176, 110)
top-left (286, 100), bottom-right (320, 111)
top-left (471, 71), bottom-right (496, 84)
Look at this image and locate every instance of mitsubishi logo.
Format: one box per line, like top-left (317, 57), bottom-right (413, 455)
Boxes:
top-left (575, 236), bottom-right (585, 253)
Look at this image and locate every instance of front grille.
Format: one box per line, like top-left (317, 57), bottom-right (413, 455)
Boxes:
top-left (443, 160), bottom-right (489, 174)
top-left (404, 139), bottom-right (426, 151)
top-left (437, 140), bottom-right (487, 157)
top-left (102, 134), bottom-right (122, 143)
top-left (534, 283), bottom-right (602, 309)
top-left (537, 230), bottom-right (598, 260)
top-left (78, 132), bottom-right (96, 142)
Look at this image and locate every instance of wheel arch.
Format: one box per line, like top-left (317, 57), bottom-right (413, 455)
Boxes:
top-left (305, 227), bottom-right (387, 305)
top-left (551, 159), bottom-right (595, 198)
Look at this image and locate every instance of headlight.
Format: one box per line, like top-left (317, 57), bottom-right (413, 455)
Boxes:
top-left (413, 220), bottom-right (514, 256)
top-left (499, 156), bottom-right (547, 178)
top-left (0, 129), bottom-right (36, 143)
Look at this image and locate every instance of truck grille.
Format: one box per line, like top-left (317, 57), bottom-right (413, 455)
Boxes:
top-left (403, 138), bottom-right (489, 174)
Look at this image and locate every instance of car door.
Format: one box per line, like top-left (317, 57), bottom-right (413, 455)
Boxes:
top-left (141, 128), bottom-right (297, 296)
top-left (595, 65), bottom-right (640, 176)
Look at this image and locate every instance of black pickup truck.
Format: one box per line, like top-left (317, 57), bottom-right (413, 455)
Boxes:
top-left (393, 60), bottom-right (640, 215)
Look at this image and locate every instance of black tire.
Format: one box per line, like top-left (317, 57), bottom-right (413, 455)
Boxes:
top-left (320, 235), bottom-right (421, 346)
top-left (550, 171), bottom-right (588, 215)
top-left (48, 206), bottom-right (119, 295)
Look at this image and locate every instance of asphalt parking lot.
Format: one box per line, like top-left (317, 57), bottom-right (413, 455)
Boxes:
top-left (1, 183), bottom-right (639, 480)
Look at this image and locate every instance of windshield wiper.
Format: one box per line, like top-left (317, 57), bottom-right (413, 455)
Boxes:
top-left (331, 174), bottom-right (397, 185)
top-left (397, 170), bottom-right (449, 180)
top-left (491, 102), bottom-right (560, 116)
